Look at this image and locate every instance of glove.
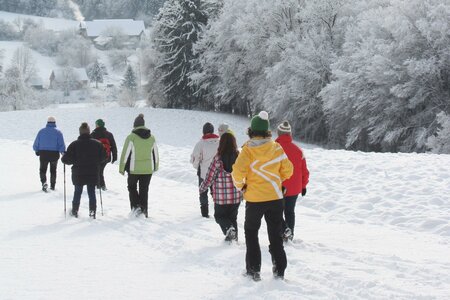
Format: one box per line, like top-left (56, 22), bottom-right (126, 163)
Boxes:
top-left (112, 158), bottom-right (117, 164)
top-left (119, 170), bottom-right (125, 176)
top-left (302, 188), bottom-right (307, 197)
top-left (35, 151), bottom-right (40, 156)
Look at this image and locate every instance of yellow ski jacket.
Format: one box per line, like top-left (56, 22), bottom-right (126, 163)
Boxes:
top-left (231, 138), bottom-right (293, 202)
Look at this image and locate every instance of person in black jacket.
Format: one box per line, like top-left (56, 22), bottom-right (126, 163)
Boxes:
top-left (91, 119), bottom-right (117, 191)
top-left (62, 122), bottom-right (106, 219)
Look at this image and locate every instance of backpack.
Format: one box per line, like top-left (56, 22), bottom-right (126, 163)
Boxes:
top-left (98, 138), bottom-right (111, 159)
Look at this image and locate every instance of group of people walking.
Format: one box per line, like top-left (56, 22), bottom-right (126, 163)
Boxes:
top-left (33, 110), bottom-right (309, 281)
top-left (33, 114), bottom-right (159, 219)
top-left (191, 111), bottom-right (309, 281)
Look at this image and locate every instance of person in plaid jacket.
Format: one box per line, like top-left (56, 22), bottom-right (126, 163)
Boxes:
top-left (199, 132), bottom-right (243, 242)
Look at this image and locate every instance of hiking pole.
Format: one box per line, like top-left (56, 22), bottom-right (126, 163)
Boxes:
top-left (64, 163), bottom-right (66, 219)
top-left (99, 186), bottom-right (104, 216)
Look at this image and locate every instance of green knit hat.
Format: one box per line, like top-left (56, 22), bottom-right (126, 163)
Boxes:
top-left (250, 111), bottom-right (270, 132)
top-left (95, 119), bottom-right (105, 127)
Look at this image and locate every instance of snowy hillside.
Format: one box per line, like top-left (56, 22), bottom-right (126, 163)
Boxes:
top-left (0, 10), bottom-right (78, 31)
top-left (0, 104), bottom-right (449, 299)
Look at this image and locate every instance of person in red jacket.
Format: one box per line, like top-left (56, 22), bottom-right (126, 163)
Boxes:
top-left (275, 121), bottom-right (309, 241)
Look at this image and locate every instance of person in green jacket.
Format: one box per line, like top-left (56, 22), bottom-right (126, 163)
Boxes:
top-left (119, 114), bottom-right (159, 217)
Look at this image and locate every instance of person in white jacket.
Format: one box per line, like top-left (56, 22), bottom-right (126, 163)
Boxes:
top-left (190, 122), bottom-right (219, 218)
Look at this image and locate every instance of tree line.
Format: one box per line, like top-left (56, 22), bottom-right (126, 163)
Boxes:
top-left (146, 0), bottom-right (450, 153)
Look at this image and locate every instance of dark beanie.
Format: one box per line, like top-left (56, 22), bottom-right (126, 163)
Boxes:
top-left (134, 114), bottom-right (145, 128)
top-left (79, 122), bottom-right (90, 135)
top-left (203, 122), bottom-right (214, 135)
top-left (96, 119), bottom-right (105, 127)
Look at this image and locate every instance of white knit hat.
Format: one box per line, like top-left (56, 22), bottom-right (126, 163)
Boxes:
top-left (277, 120), bottom-right (291, 134)
top-left (47, 116), bottom-right (56, 123)
top-left (218, 123), bottom-right (229, 136)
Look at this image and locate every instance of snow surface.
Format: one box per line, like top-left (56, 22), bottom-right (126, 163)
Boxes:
top-left (0, 10), bottom-right (79, 31)
top-left (0, 104), bottom-right (449, 299)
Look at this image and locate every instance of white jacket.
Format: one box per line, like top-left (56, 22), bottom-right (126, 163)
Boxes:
top-left (190, 134), bottom-right (220, 179)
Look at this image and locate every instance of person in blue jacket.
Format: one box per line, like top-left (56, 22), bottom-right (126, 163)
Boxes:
top-left (33, 116), bottom-right (66, 192)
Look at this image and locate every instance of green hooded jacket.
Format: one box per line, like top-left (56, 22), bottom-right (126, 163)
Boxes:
top-left (119, 126), bottom-right (159, 175)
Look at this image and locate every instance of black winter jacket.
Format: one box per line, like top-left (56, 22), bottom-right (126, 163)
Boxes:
top-left (91, 127), bottom-right (118, 163)
top-left (62, 134), bottom-right (107, 186)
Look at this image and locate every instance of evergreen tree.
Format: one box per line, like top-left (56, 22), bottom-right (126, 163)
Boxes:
top-left (152, 0), bottom-right (208, 108)
top-left (122, 65), bottom-right (137, 91)
top-left (87, 60), bottom-right (105, 88)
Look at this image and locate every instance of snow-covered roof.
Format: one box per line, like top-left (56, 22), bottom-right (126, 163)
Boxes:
top-left (82, 19), bottom-right (145, 37)
top-left (51, 68), bottom-right (89, 82)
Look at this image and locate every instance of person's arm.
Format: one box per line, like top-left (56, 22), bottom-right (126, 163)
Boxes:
top-left (119, 135), bottom-right (132, 174)
top-left (190, 141), bottom-right (202, 170)
top-left (231, 147), bottom-right (250, 191)
top-left (152, 138), bottom-right (159, 172)
top-left (109, 132), bottom-right (118, 163)
top-left (300, 149), bottom-right (309, 189)
top-left (57, 131), bottom-right (66, 154)
top-left (33, 130), bottom-right (41, 152)
top-left (280, 150), bottom-right (294, 182)
top-left (61, 143), bottom-right (74, 165)
top-left (199, 157), bottom-right (219, 193)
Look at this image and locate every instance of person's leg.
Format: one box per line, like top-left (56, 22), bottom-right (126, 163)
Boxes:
top-left (87, 184), bottom-right (97, 215)
top-left (138, 174), bottom-right (152, 217)
top-left (265, 200), bottom-right (287, 277)
top-left (244, 202), bottom-right (264, 274)
top-left (230, 203), bottom-right (240, 239)
top-left (199, 176), bottom-right (209, 217)
top-left (284, 195), bottom-right (298, 235)
top-left (98, 162), bottom-right (107, 189)
top-left (214, 204), bottom-right (231, 235)
top-left (127, 174), bottom-right (139, 210)
top-left (39, 158), bottom-right (49, 186)
top-left (72, 185), bottom-right (83, 216)
top-left (49, 160), bottom-right (58, 190)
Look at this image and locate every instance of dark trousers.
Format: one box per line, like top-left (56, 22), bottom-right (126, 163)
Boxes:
top-left (198, 177), bottom-right (209, 207)
top-left (282, 195), bottom-right (299, 234)
top-left (214, 203), bottom-right (240, 236)
top-left (39, 158), bottom-right (58, 188)
top-left (127, 174), bottom-right (152, 212)
top-left (98, 162), bottom-right (107, 187)
top-left (244, 200), bottom-right (287, 275)
top-left (72, 184), bottom-right (97, 212)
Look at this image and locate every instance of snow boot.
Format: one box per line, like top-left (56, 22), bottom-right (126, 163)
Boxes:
top-left (225, 226), bottom-right (237, 242)
top-left (89, 210), bottom-right (96, 219)
top-left (200, 204), bottom-right (209, 218)
top-left (244, 270), bottom-right (261, 282)
top-left (42, 183), bottom-right (48, 192)
top-left (282, 227), bottom-right (293, 242)
top-left (70, 209), bottom-right (78, 218)
top-left (272, 260), bottom-right (284, 280)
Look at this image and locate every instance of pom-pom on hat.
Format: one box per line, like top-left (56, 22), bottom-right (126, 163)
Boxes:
top-left (47, 116), bottom-right (56, 123)
top-left (250, 111), bottom-right (270, 132)
top-left (277, 120), bottom-right (291, 135)
top-left (96, 119), bottom-right (105, 127)
top-left (218, 123), bottom-right (229, 136)
top-left (203, 122), bottom-right (214, 135)
top-left (134, 114), bottom-right (145, 128)
top-left (79, 122), bottom-right (90, 135)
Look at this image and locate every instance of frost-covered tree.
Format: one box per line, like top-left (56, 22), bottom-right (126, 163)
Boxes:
top-left (427, 112), bottom-right (450, 154)
top-left (24, 24), bottom-right (59, 56)
top-left (122, 65), bottom-right (137, 91)
top-left (321, 0), bottom-right (450, 152)
top-left (87, 60), bottom-right (105, 88)
top-left (56, 30), bottom-right (96, 67)
top-left (152, 0), bottom-right (208, 108)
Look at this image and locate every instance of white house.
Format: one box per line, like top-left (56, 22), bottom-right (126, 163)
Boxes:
top-left (79, 19), bottom-right (145, 48)
top-left (49, 68), bottom-right (89, 90)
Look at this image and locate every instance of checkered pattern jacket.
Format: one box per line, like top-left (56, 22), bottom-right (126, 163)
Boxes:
top-left (199, 155), bottom-right (243, 205)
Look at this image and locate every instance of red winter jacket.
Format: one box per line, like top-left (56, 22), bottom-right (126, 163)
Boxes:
top-left (275, 134), bottom-right (309, 196)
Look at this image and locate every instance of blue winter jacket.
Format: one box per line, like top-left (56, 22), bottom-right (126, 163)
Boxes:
top-left (33, 123), bottom-right (66, 153)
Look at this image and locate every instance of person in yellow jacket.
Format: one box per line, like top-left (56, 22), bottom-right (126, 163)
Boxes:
top-left (232, 111), bottom-right (293, 281)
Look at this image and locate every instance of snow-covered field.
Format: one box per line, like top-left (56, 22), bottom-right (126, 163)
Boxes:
top-left (0, 104), bottom-right (449, 299)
